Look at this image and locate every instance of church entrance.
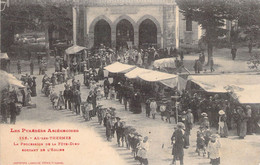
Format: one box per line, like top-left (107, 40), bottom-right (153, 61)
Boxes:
top-left (116, 19), bottom-right (134, 50)
top-left (139, 19), bottom-right (157, 49)
top-left (94, 19), bottom-right (111, 48)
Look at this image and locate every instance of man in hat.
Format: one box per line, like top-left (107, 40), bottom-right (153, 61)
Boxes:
top-left (74, 90), bottom-right (81, 115)
top-left (105, 114), bottom-right (113, 141)
top-left (145, 98), bottom-right (151, 118)
top-left (184, 109), bottom-right (194, 148)
top-left (63, 87), bottom-right (70, 110)
top-left (246, 105), bottom-right (253, 135)
top-left (31, 77), bottom-right (37, 97)
top-left (30, 59), bottom-right (34, 75)
top-left (114, 117), bottom-right (123, 146)
top-left (17, 60), bottom-right (21, 74)
top-left (9, 98), bottom-right (17, 124)
top-left (150, 98), bottom-right (157, 119)
top-left (236, 106), bottom-right (248, 139)
top-left (171, 122), bottom-right (185, 165)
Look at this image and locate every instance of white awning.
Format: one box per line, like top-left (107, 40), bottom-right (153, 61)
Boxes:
top-left (138, 70), bottom-right (177, 82)
top-left (0, 70), bottom-right (24, 90)
top-left (125, 67), bottom-right (152, 79)
top-left (153, 58), bottom-right (176, 68)
top-left (225, 84), bottom-right (260, 104)
top-left (104, 62), bottom-right (136, 73)
top-left (188, 74), bottom-right (260, 93)
top-left (0, 53), bottom-right (9, 59)
top-left (65, 45), bottom-right (86, 55)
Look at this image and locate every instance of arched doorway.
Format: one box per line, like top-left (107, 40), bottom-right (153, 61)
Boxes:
top-left (116, 19), bottom-right (134, 50)
top-left (94, 19), bottom-right (111, 48)
top-left (139, 19), bottom-right (157, 49)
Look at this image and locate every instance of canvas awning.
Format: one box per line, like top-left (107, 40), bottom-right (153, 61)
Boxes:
top-left (124, 67), bottom-right (152, 79)
top-left (0, 70), bottom-right (24, 90)
top-left (138, 70), bottom-right (177, 82)
top-left (188, 74), bottom-right (260, 93)
top-left (65, 45), bottom-right (86, 55)
top-left (225, 84), bottom-right (260, 104)
top-left (104, 62), bottom-right (136, 73)
top-left (138, 70), bottom-right (178, 88)
top-left (153, 58), bottom-right (176, 68)
top-left (0, 53), bottom-right (9, 59)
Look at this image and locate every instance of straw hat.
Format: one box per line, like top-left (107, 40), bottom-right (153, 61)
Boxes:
top-left (177, 122), bottom-right (185, 129)
top-left (246, 105), bottom-right (251, 109)
top-left (218, 110), bottom-right (225, 115)
top-left (201, 112), bottom-right (208, 117)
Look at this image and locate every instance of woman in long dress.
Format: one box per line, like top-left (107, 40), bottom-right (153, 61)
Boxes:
top-left (57, 91), bottom-right (65, 110)
top-left (218, 110), bottom-right (229, 138)
top-left (171, 122), bottom-right (185, 165)
top-left (31, 77), bottom-right (37, 97)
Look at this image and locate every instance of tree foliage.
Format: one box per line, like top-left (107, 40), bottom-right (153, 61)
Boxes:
top-left (1, 1), bottom-right (73, 51)
top-left (176, 0), bottom-right (260, 63)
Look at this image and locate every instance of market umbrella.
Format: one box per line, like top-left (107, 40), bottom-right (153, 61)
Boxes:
top-left (65, 45), bottom-right (86, 55)
top-left (0, 53), bottom-right (9, 59)
top-left (0, 70), bottom-right (24, 90)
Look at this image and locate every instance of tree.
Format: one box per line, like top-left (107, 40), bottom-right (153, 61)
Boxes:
top-left (1, 1), bottom-right (73, 52)
top-left (176, 0), bottom-right (240, 64)
top-left (237, 0), bottom-right (260, 41)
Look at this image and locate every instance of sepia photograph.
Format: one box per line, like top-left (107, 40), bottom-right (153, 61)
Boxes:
top-left (0, 0), bottom-right (260, 165)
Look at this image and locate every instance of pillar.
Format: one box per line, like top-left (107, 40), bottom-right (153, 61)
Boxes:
top-left (175, 5), bottom-right (180, 49)
top-left (72, 6), bottom-right (77, 45)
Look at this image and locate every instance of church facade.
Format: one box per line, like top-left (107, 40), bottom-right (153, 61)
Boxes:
top-left (74, 0), bottom-right (202, 49)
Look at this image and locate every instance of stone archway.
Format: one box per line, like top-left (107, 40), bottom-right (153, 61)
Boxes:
top-left (113, 15), bottom-right (137, 49)
top-left (139, 19), bottom-right (157, 49)
top-left (94, 19), bottom-right (111, 48)
top-left (89, 15), bottom-right (113, 48)
top-left (137, 15), bottom-right (162, 48)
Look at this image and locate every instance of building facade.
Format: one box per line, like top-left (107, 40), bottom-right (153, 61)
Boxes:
top-left (75, 0), bottom-right (202, 50)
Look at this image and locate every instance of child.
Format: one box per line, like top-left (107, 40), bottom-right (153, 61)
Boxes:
top-left (57, 91), bottom-right (65, 110)
top-left (110, 86), bottom-right (115, 100)
top-left (207, 134), bottom-right (221, 165)
top-left (196, 131), bottom-right (206, 156)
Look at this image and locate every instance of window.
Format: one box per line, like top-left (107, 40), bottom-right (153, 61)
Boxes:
top-left (186, 18), bottom-right (192, 32)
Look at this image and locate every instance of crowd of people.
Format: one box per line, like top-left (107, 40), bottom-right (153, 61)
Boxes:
top-left (0, 73), bottom-right (37, 124)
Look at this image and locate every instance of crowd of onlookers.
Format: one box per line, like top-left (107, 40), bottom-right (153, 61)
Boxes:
top-left (0, 73), bottom-right (37, 124)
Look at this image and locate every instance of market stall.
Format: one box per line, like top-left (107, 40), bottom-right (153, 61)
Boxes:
top-left (124, 67), bottom-right (151, 79)
top-left (187, 74), bottom-right (260, 93)
top-left (0, 53), bottom-right (10, 72)
top-left (153, 57), bottom-right (176, 69)
top-left (138, 70), bottom-right (178, 88)
top-left (104, 62), bottom-right (136, 74)
top-left (65, 45), bottom-right (87, 73)
top-left (0, 70), bottom-right (24, 90)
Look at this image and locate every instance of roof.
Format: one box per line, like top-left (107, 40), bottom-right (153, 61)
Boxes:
top-left (138, 70), bottom-right (177, 82)
top-left (226, 84), bottom-right (260, 104)
top-left (188, 74), bottom-right (260, 93)
top-left (104, 62), bottom-right (136, 73)
top-left (65, 45), bottom-right (86, 55)
top-left (124, 67), bottom-right (152, 79)
top-left (153, 57), bottom-right (176, 69)
top-left (0, 53), bottom-right (9, 59)
top-left (0, 70), bottom-right (24, 90)
top-left (188, 74), bottom-right (260, 104)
